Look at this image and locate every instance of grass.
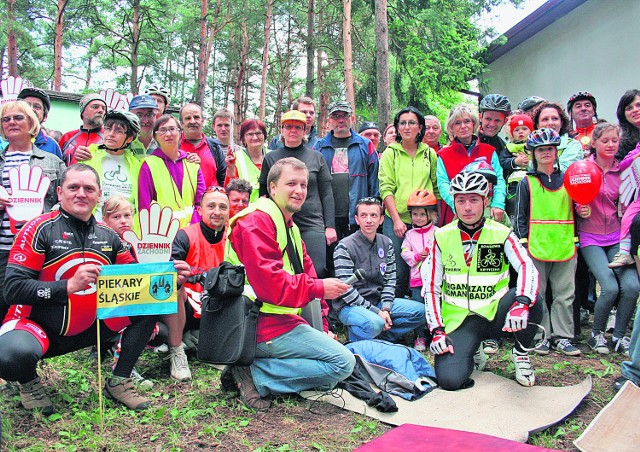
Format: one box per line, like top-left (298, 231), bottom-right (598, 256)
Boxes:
top-left (0, 329), bottom-right (630, 451)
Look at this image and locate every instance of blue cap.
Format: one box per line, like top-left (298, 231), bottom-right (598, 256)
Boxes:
top-left (129, 94), bottom-right (158, 111)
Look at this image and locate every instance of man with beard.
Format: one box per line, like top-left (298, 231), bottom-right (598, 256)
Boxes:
top-left (180, 103), bottom-right (226, 186)
top-left (60, 94), bottom-right (107, 165)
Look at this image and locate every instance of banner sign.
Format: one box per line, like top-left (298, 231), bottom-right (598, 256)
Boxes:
top-left (96, 262), bottom-right (177, 319)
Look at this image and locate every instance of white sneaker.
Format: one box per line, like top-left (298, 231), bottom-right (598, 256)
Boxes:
top-left (168, 344), bottom-right (192, 381)
top-left (512, 348), bottom-right (535, 387)
top-left (473, 345), bottom-right (487, 371)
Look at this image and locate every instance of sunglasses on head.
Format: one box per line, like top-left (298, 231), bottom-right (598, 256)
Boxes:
top-left (204, 186), bottom-right (227, 195)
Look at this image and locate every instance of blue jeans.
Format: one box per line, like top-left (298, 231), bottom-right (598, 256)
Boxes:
top-left (383, 216), bottom-right (411, 297)
top-left (338, 298), bottom-right (426, 342)
top-left (250, 324), bottom-right (355, 397)
top-left (621, 301), bottom-right (640, 385)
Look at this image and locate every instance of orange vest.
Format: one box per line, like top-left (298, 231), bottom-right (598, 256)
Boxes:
top-left (183, 223), bottom-right (226, 317)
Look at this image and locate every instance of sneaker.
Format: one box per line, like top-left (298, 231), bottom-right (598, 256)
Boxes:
top-left (19, 376), bottom-right (54, 415)
top-left (231, 366), bottom-right (271, 411)
top-left (552, 338), bottom-right (581, 356)
top-left (130, 367), bottom-right (154, 389)
top-left (168, 344), bottom-right (192, 381)
top-left (613, 375), bottom-right (638, 392)
top-left (608, 252), bottom-right (634, 268)
top-left (153, 343), bottom-right (169, 353)
top-left (587, 332), bottom-right (610, 355)
top-left (533, 339), bottom-right (550, 356)
top-left (483, 339), bottom-right (499, 355)
top-left (606, 308), bottom-right (617, 333)
top-left (473, 345), bottom-right (487, 371)
top-left (511, 348), bottom-right (535, 387)
top-left (105, 377), bottom-right (150, 410)
top-left (414, 337), bottom-right (426, 352)
top-left (613, 336), bottom-right (631, 356)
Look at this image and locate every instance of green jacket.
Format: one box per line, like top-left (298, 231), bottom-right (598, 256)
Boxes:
top-left (379, 142), bottom-right (439, 224)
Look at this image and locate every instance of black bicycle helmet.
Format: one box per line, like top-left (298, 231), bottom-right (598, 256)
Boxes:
top-left (526, 128), bottom-right (561, 150)
top-left (567, 91), bottom-right (597, 114)
top-left (517, 96), bottom-right (545, 112)
top-left (479, 94), bottom-right (511, 113)
top-left (18, 87), bottom-right (51, 114)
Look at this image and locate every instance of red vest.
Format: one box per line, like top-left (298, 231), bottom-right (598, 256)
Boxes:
top-left (183, 223), bottom-right (226, 317)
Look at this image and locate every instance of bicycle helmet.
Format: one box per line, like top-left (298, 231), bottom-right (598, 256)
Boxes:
top-left (407, 189), bottom-right (437, 209)
top-left (105, 109), bottom-right (141, 136)
top-left (517, 96), bottom-right (545, 112)
top-left (462, 158), bottom-right (498, 185)
top-left (479, 94), bottom-right (511, 113)
top-left (145, 85), bottom-right (171, 104)
top-left (526, 128), bottom-right (561, 151)
top-left (567, 91), bottom-right (597, 114)
top-left (18, 87), bottom-right (51, 114)
top-left (449, 172), bottom-right (490, 198)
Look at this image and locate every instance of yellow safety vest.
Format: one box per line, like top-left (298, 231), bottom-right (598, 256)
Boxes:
top-left (234, 148), bottom-right (263, 203)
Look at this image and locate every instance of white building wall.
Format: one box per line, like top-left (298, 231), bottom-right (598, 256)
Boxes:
top-left (482, 0), bottom-right (640, 123)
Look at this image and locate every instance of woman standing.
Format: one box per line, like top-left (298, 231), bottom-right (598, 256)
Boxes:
top-left (138, 115), bottom-right (206, 228)
top-left (577, 122), bottom-right (640, 356)
top-left (259, 110), bottom-right (335, 278)
top-left (225, 119), bottom-right (267, 202)
top-left (616, 89), bottom-right (640, 159)
top-left (379, 106), bottom-right (439, 297)
top-left (437, 104), bottom-right (506, 225)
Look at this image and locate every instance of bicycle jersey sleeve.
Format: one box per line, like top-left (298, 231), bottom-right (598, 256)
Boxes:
top-left (422, 237), bottom-right (444, 332)
top-left (504, 232), bottom-right (539, 305)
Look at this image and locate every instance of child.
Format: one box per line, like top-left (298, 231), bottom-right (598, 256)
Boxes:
top-left (401, 190), bottom-right (438, 351)
top-left (102, 195), bottom-right (155, 388)
top-left (501, 114), bottom-right (534, 223)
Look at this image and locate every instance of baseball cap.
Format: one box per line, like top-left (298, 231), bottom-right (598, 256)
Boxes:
top-left (328, 101), bottom-right (352, 116)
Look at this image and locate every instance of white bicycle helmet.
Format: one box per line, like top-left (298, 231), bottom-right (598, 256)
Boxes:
top-left (145, 85), bottom-right (170, 104)
top-left (449, 172), bottom-right (490, 198)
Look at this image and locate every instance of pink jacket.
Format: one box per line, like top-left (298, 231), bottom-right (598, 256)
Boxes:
top-left (401, 223), bottom-right (437, 288)
top-left (576, 155), bottom-right (621, 237)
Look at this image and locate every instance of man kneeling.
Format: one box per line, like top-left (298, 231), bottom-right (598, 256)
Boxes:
top-left (421, 172), bottom-right (542, 390)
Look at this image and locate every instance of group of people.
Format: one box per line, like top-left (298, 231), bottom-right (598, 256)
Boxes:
top-left (2, 84), bottom-right (640, 415)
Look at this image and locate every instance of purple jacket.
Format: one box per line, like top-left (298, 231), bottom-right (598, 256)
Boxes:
top-left (576, 155), bottom-right (621, 237)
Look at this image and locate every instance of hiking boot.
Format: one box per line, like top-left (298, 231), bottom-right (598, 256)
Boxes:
top-left (608, 252), bottom-right (634, 268)
top-left (19, 376), bottom-right (54, 415)
top-left (483, 339), bottom-right (499, 355)
top-left (552, 338), bottom-right (581, 356)
top-left (105, 377), bottom-right (150, 410)
top-left (512, 348), bottom-right (535, 387)
top-left (168, 344), bottom-right (192, 381)
top-left (414, 337), bottom-right (426, 352)
top-left (220, 366), bottom-right (237, 392)
top-left (587, 332), bottom-right (610, 355)
top-left (231, 366), bottom-right (271, 411)
top-left (533, 339), bottom-right (550, 356)
top-left (473, 345), bottom-right (487, 371)
top-left (613, 336), bottom-right (631, 356)
top-left (130, 367), bottom-right (154, 389)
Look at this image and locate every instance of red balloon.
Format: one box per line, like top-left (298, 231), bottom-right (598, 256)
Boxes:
top-left (563, 160), bottom-right (602, 204)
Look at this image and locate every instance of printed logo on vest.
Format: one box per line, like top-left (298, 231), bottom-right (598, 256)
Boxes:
top-left (476, 244), bottom-right (502, 272)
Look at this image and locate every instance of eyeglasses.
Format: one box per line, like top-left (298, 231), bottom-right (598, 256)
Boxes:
top-left (156, 126), bottom-right (181, 135)
top-left (26, 103), bottom-right (44, 111)
top-left (356, 197), bottom-right (382, 205)
top-left (398, 120), bottom-right (418, 127)
top-left (204, 186), bottom-right (227, 194)
top-left (330, 112), bottom-right (350, 120)
top-left (1, 115), bottom-right (26, 123)
top-left (245, 131), bottom-right (263, 138)
top-left (104, 126), bottom-right (127, 135)
top-left (283, 124), bottom-right (304, 131)
top-left (135, 112), bottom-right (156, 119)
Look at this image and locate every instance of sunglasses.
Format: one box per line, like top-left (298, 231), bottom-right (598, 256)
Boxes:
top-left (356, 197), bottom-right (382, 205)
top-left (204, 186), bottom-right (227, 194)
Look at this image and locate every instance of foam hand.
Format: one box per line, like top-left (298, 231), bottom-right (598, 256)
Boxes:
top-left (0, 164), bottom-right (51, 233)
top-left (1, 76), bottom-right (26, 104)
top-left (99, 88), bottom-right (122, 109)
top-left (619, 159), bottom-right (640, 208)
top-left (123, 203), bottom-right (179, 263)
top-left (116, 92), bottom-right (133, 111)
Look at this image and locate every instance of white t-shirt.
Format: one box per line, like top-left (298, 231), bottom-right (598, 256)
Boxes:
top-left (97, 153), bottom-right (133, 221)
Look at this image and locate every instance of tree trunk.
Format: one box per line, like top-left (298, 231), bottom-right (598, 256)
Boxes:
top-left (233, 4), bottom-right (248, 142)
top-left (85, 37), bottom-right (94, 90)
top-left (342, 0), bottom-right (355, 112)
top-left (196, 0), bottom-right (209, 105)
top-left (6, 0), bottom-right (19, 76)
top-left (375, 0), bottom-right (391, 127)
top-left (201, 0), bottom-right (222, 106)
top-left (258, 0), bottom-right (273, 121)
top-left (53, 0), bottom-right (68, 91)
top-left (305, 0), bottom-right (315, 97)
top-left (130, 0), bottom-right (141, 93)
top-left (285, 14), bottom-right (292, 106)
top-left (316, 6), bottom-right (327, 136)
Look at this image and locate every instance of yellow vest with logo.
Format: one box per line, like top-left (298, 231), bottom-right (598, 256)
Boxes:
top-left (436, 220), bottom-right (511, 333)
top-left (144, 155), bottom-right (199, 228)
top-left (225, 197), bottom-right (304, 315)
top-left (234, 148), bottom-right (263, 203)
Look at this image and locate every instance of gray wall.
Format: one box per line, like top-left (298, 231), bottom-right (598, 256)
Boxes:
top-left (482, 0), bottom-right (640, 124)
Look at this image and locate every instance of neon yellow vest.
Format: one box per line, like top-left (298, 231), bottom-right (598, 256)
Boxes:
top-left (144, 155), bottom-right (199, 228)
top-left (225, 197), bottom-right (304, 315)
top-left (436, 220), bottom-right (511, 333)
top-left (526, 176), bottom-right (576, 262)
top-left (234, 148), bottom-right (262, 203)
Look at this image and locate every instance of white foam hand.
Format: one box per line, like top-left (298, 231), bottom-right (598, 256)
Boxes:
top-left (619, 159), bottom-right (640, 208)
top-left (116, 92), bottom-right (133, 111)
top-left (123, 203), bottom-right (180, 263)
top-left (0, 164), bottom-right (51, 232)
top-left (1, 76), bottom-right (26, 104)
top-left (99, 88), bottom-right (122, 109)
